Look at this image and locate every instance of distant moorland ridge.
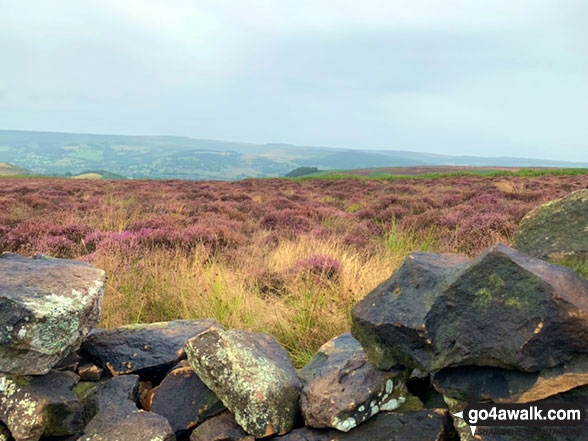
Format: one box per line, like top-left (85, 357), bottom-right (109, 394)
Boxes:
top-left (1, 129), bottom-right (587, 180)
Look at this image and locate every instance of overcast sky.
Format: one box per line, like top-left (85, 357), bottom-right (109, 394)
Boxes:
top-left (1, 0), bottom-right (587, 160)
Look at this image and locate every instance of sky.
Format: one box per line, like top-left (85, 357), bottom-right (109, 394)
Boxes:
top-left (1, 0), bottom-right (587, 161)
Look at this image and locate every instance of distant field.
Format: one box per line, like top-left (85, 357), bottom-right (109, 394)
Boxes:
top-left (0, 162), bottom-right (28, 175)
top-left (1, 173), bottom-right (587, 364)
top-left (305, 166), bottom-right (588, 179)
top-left (332, 165), bottom-right (561, 176)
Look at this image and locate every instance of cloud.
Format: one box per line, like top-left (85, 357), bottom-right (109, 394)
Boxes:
top-left (0, 0), bottom-right (587, 160)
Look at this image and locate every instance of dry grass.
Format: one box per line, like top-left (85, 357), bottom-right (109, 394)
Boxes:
top-left (95, 233), bottom-right (427, 366)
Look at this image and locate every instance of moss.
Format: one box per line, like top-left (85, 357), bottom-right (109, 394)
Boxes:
top-left (396, 393), bottom-right (424, 412)
top-left (74, 381), bottom-right (98, 400)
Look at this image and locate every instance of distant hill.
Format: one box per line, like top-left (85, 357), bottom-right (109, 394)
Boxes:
top-left (70, 170), bottom-right (127, 180)
top-left (0, 162), bottom-right (29, 176)
top-left (0, 129), bottom-right (586, 180)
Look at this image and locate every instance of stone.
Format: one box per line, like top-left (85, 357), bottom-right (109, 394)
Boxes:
top-left (185, 327), bottom-right (302, 438)
top-left (189, 411), bottom-right (254, 441)
top-left (513, 189), bottom-right (588, 262)
top-left (54, 351), bottom-right (82, 372)
top-left (351, 252), bottom-right (469, 371)
top-left (433, 356), bottom-right (588, 403)
top-left (0, 370), bottom-right (83, 441)
top-left (0, 253), bottom-right (105, 375)
top-left (82, 319), bottom-right (219, 379)
top-left (78, 363), bottom-right (103, 382)
top-left (138, 381), bottom-right (155, 410)
top-left (0, 423), bottom-right (9, 441)
top-left (298, 333), bottom-right (363, 383)
top-left (300, 344), bottom-right (408, 431)
top-left (352, 245), bottom-right (588, 373)
top-left (150, 360), bottom-right (225, 434)
top-left (273, 409), bottom-right (454, 441)
top-left (79, 375), bottom-right (175, 441)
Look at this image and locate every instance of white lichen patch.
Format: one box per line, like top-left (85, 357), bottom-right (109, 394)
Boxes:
top-left (333, 416), bottom-right (357, 432)
top-left (0, 375), bottom-right (43, 439)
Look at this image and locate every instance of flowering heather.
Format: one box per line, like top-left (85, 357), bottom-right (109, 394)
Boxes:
top-left (292, 255), bottom-right (342, 281)
top-left (0, 174), bottom-right (586, 364)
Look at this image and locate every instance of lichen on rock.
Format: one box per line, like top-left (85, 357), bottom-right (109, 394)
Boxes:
top-left (185, 327), bottom-right (302, 438)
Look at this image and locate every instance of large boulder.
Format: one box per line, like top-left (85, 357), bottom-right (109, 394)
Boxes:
top-left (150, 360), bottom-right (225, 434)
top-left (299, 334), bottom-right (409, 431)
top-left (273, 409), bottom-right (454, 441)
top-left (0, 370), bottom-right (83, 441)
top-left (79, 375), bottom-right (175, 441)
top-left (82, 319), bottom-right (219, 379)
top-left (352, 245), bottom-right (588, 373)
top-left (189, 412), bottom-right (254, 441)
top-left (0, 253), bottom-right (105, 375)
top-left (513, 189), bottom-right (588, 262)
top-left (350, 252), bottom-right (469, 371)
top-left (185, 327), bottom-right (302, 438)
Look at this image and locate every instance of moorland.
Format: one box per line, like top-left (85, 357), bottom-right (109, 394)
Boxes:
top-left (1, 172), bottom-right (587, 365)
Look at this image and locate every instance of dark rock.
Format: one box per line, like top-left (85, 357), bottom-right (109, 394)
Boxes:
top-left (150, 360), bottom-right (225, 434)
top-left (185, 327), bottom-right (302, 438)
top-left (351, 252), bottom-right (469, 371)
top-left (0, 370), bottom-right (83, 441)
top-left (352, 245), bottom-right (588, 373)
top-left (77, 363), bottom-right (103, 382)
top-left (0, 253), bottom-right (105, 375)
top-left (189, 411), bottom-right (254, 441)
top-left (79, 375), bottom-right (175, 441)
top-left (513, 189), bottom-right (588, 261)
top-left (82, 319), bottom-right (219, 379)
top-left (273, 409), bottom-right (454, 441)
top-left (433, 356), bottom-right (588, 403)
top-left (300, 347), bottom-right (408, 431)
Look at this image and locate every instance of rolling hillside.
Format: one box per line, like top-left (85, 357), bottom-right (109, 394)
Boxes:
top-left (1, 130), bottom-right (586, 180)
top-left (0, 162), bottom-right (29, 176)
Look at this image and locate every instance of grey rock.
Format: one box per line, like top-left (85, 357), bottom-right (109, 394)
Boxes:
top-left (82, 319), bottom-right (219, 379)
top-left (513, 189), bottom-right (588, 261)
top-left (185, 327), bottom-right (302, 438)
top-left (189, 411), bottom-right (254, 441)
top-left (150, 360), bottom-right (225, 434)
top-left (79, 375), bottom-right (175, 441)
top-left (0, 253), bottom-right (105, 375)
top-left (298, 333), bottom-right (362, 383)
top-left (300, 337), bottom-right (409, 431)
top-left (0, 370), bottom-right (83, 441)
